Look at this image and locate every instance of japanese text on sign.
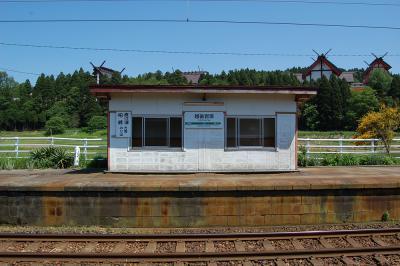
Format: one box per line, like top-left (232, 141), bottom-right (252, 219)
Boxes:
top-left (184, 112), bottom-right (224, 129)
top-left (115, 112), bottom-right (132, 137)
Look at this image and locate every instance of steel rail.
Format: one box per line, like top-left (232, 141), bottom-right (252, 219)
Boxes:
top-left (0, 246), bottom-right (399, 260)
top-left (0, 228), bottom-right (399, 241)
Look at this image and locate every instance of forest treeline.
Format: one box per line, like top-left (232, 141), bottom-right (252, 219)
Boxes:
top-left (0, 68), bottom-right (399, 132)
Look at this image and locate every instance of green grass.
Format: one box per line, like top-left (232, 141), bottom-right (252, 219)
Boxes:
top-left (299, 131), bottom-right (400, 139)
top-left (0, 129), bottom-right (107, 160)
top-left (0, 129), bottom-right (107, 138)
top-left (299, 131), bottom-right (357, 138)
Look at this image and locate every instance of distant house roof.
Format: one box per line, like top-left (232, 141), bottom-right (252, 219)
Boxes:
top-left (293, 73), bottom-right (304, 83)
top-left (339, 72), bottom-right (355, 83)
top-left (94, 66), bottom-right (116, 77)
top-left (182, 71), bottom-right (208, 84)
top-left (303, 55), bottom-right (342, 79)
top-left (364, 57), bottom-right (392, 83)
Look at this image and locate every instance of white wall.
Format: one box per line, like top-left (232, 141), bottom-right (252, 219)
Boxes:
top-left (307, 62), bottom-right (333, 81)
top-left (108, 93), bottom-right (297, 172)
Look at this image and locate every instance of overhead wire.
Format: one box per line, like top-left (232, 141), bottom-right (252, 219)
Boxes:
top-left (0, 41), bottom-right (399, 57)
top-left (0, 18), bottom-right (399, 31)
top-left (0, 0), bottom-right (399, 7)
top-left (0, 66), bottom-right (41, 75)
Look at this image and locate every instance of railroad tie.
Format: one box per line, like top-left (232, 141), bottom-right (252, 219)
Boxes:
top-left (309, 257), bottom-right (323, 266)
top-left (275, 259), bottom-right (286, 266)
top-left (341, 256), bottom-right (357, 266)
top-left (262, 239), bottom-right (275, 251)
top-left (175, 261), bottom-right (185, 266)
top-left (0, 241), bottom-right (8, 252)
top-left (112, 241), bottom-right (127, 253)
top-left (319, 237), bottom-right (334, 249)
top-left (234, 239), bottom-right (246, 252)
top-left (176, 241), bottom-right (185, 253)
top-left (242, 260), bottom-right (252, 266)
top-left (374, 254), bottom-right (389, 265)
top-left (205, 241), bottom-right (215, 253)
top-left (145, 241), bottom-right (157, 253)
top-left (372, 235), bottom-right (388, 247)
top-left (81, 242), bottom-right (98, 253)
top-left (27, 263), bottom-right (43, 266)
top-left (22, 241), bottom-right (41, 252)
top-left (292, 238), bottom-right (305, 250)
top-left (50, 241), bottom-right (68, 253)
top-left (345, 236), bottom-right (362, 248)
top-left (207, 260), bottom-right (217, 266)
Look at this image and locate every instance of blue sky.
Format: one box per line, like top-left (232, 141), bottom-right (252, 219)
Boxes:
top-left (1, 0), bottom-right (399, 82)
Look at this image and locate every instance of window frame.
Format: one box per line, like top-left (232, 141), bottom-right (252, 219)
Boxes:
top-left (129, 115), bottom-right (183, 151)
top-left (224, 115), bottom-right (277, 151)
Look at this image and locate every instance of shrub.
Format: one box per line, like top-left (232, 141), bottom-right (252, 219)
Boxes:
top-left (45, 116), bottom-right (66, 136)
top-left (299, 153), bottom-right (400, 167)
top-left (359, 155), bottom-right (397, 166)
top-left (82, 155), bottom-right (108, 169)
top-left (382, 211), bottom-right (390, 222)
top-left (30, 146), bottom-right (74, 169)
top-left (87, 116), bottom-right (107, 133)
top-left (0, 158), bottom-right (31, 170)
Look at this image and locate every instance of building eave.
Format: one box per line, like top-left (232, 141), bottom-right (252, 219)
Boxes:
top-left (90, 84), bottom-right (317, 97)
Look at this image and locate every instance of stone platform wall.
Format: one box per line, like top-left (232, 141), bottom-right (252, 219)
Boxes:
top-left (1, 189), bottom-right (399, 227)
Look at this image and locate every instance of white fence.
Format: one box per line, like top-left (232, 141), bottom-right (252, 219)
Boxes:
top-left (298, 138), bottom-right (400, 158)
top-left (1, 137), bottom-right (399, 161)
top-left (0, 137), bottom-right (107, 160)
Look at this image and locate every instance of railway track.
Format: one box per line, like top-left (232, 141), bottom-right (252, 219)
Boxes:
top-left (0, 228), bottom-right (399, 265)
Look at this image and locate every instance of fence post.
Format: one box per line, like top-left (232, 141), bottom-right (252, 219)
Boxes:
top-left (306, 138), bottom-right (310, 159)
top-left (50, 137), bottom-right (54, 146)
top-left (74, 146), bottom-right (81, 167)
top-left (15, 137), bottom-right (19, 158)
top-left (371, 139), bottom-right (375, 154)
top-left (339, 138), bottom-right (343, 154)
top-left (83, 139), bottom-right (88, 161)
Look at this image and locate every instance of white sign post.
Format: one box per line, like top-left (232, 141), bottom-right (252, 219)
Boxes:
top-left (184, 112), bottom-right (224, 129)
top-left (116, 112), bottom-right (132, 138)
top-left (74, 146), bottom-right (80, 167)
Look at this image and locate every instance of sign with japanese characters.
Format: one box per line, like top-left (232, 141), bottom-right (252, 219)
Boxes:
top-left (184, 112), bottom-right (224, 129)
top-left (115, 112), bottom-right (131, 137)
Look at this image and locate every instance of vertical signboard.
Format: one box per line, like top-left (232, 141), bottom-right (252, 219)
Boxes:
top-left (115, 112), bottom-right (132, 138)
top-left (184, 112), bottom-right (224, 129)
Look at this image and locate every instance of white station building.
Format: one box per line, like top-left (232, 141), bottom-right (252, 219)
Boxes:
top-left (91, 85), bottom-right (316, 173)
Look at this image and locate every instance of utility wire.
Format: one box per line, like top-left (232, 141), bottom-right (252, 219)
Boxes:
top-left (0, 66), bottom-right (40, 75)
top-left (1, 0), bottom-right (399, 7)
top-left (0, 18), bottom-right (399, 31)
top-left (1, 41), bottom-right (399, 57)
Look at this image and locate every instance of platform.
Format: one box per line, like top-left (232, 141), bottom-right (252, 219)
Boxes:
top-left (0, 167), bottom-right (399, 227)
top-left (1, 166), bottom-right (400, 192)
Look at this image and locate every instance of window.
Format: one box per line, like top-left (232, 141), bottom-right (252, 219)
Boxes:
top-left (226, 117), bottom-right (275, 149)
top-left (131, 117), bottom-right (182, 148)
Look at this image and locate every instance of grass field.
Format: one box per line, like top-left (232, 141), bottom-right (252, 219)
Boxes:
top-left (0, 129), bottom-right (107, 138)
top-left (0, 129), bottom-right (107, 159)
top-left (298, 131), bottom-right (358, 138)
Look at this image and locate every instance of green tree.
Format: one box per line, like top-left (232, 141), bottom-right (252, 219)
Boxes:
top-left (315, 77), bottom-right (333, 130)
top-left (389, 75), bottom-right (400, 100)
top-left (45, 116), bottom-right (66, 135)
top-left (87, 116), bottom-right (107, 132)
top-left (301, 102), bottom-right (320, 130)
top-left (367, 69), bottom-right (393, 98)
top-left (343, 87), bottom-right (379, 130)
